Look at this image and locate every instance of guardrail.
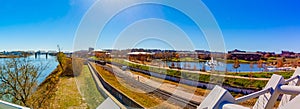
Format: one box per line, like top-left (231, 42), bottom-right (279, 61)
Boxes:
top-left (198, 67), bottom-right (300, 109)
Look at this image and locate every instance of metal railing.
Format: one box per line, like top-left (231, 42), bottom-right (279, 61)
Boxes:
top-left (0, 100), bottom-right (29, 109)
top-left (198, 67), bottom-right (300, 109)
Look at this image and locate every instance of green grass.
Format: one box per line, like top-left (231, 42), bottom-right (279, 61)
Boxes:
top-left (111, 59), bottom-right (271, 90)
top-left (226, 59), bottom-right (255, 64)
top-left (226, 71), bottom-right (294, 79)
top-left (76, 66), bottom-right (105, 109)
top-left (223, 77), bottom-right (267, 90)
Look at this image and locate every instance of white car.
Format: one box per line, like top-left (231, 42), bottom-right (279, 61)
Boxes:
top-left (121, 66), bottom-right (128, 71)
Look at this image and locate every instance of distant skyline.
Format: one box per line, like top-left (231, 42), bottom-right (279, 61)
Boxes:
top-left (0, 0), bottom-right (300, 53)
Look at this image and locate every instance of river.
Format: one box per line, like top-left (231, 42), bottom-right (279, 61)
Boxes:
top-left (0, 55), bottom-right (58, 84)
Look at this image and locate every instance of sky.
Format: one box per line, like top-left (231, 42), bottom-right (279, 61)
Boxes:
top-left (0, 0), bottom-right (299, 53)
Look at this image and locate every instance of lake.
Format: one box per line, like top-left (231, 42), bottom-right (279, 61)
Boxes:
top-left (166, 61), bottom-right (266, 72)
top-left (0, 55), bottom-right (58, 84)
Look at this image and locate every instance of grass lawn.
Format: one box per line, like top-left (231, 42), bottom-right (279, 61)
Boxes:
top-left (29, 58), bottom-right (94, 108)
top-left (129, 69), bottom-right (210, 96)
top-left (226, 71), bottom-right (294, 79)
top-left (30, 66), bottom-right (89, 108)
top-left (76, 66), bottom-right (105, 109)
top-left (49, 77), bottom-right (87, 109)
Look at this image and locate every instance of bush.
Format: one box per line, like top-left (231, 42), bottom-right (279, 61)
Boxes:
top-left (60, 58), bottom-right (84, 77)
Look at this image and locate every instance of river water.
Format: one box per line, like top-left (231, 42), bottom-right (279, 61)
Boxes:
top-left (0, 55), bottom-right (58, 84)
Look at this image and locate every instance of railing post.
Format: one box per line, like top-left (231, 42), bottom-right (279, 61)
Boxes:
top-left (253, 74), bottom-right (285, 109)
top-left (198, 70), bottom-right (300, 109)
top-left (278, 94), bottom-right (300, 109)
top-left (0, 100), bottom-right (30, 109)
top-left (279, 67), bottom-right (300, 107)
top-left (198, 86), bottom-right (235, 109)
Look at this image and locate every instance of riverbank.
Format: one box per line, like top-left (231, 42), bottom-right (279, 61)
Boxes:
top-left (0, 55), bottom-right (22, 58)
top-left (29, 58), bottom-right (103, 108)
top-left (28, 58), bottom-right (84, 108)
top-left (0, 54), bottom-right (33, 58)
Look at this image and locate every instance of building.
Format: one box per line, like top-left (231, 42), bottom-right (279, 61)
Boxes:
top-left (89, 49), bottom-right (110, 59)
top-left (176, 51), bottom-right (197, 58)
top-left (10, 51), bottom-right (23, 56)
top-left (228, 49), bottom-right (246, 54)
top-left (282, 51), bottom-right (296, 58)
top-left (196, 50), bottom-right (211, 60)
top-left (128, 52), bottom-right (154, 62)
top-left (88, 47), bottom-right (95, 52)
top-left (228, 49), bottom-right (262, 61)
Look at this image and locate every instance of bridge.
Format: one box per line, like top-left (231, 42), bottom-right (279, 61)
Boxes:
top-left (34, 51), bottom-right (73, 59)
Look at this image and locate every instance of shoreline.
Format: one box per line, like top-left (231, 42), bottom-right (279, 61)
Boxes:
top-left (0, 55), bottom-right (32, 58)
top-left (0, 55), bottom-right (20, 58)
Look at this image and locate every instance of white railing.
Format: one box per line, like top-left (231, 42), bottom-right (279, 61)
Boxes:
top-left (198, 67), bottom-right (300, 109)
top-left (235, 88), bottom-right (272, 103)
top-left (0, 100), bottom-right (29, 109)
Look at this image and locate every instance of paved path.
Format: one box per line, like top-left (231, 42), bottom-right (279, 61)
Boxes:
top-left (87, 63), bottom-right (126, 109)
top-left (107, 64), bottom-right (205, 104)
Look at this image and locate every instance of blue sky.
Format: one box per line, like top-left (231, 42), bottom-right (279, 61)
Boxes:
top-left (0, 0), bottom-right (299, 53)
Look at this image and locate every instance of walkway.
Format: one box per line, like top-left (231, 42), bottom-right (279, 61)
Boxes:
top-left (107, 64), bottom-right (205, 104)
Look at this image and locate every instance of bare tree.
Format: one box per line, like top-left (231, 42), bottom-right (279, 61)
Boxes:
top-left (171, 62), bottom-right (175, 67)
top-left (257, 59), bottom-right (264, 72)
top-left (250, 62), bottom-right (254, 73)
top-left (57, 45), bottom-right (66, 71)
top-left (276, 58), bottom-right (284, 68)
top-left (249, 62), bottom-right (254, 78)
top-left (0, 58), bottom-right (48, 106)
top-left (201, 63), bottom-right (206, 72)
top-left (233, 58), bottom-right (240, 73)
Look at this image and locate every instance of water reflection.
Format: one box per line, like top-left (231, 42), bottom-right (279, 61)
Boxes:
top-left (0, 55), bottom-right (58, 84)
top-left (166, 61), bottom-right (266, 72)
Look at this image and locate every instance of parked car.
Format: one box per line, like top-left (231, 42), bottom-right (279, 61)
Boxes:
top-left (121, 66), bottom-right (128, 71)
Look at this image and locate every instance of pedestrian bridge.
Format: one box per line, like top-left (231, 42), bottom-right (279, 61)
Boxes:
top-left (199, 68), bottom-right (300, 109)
